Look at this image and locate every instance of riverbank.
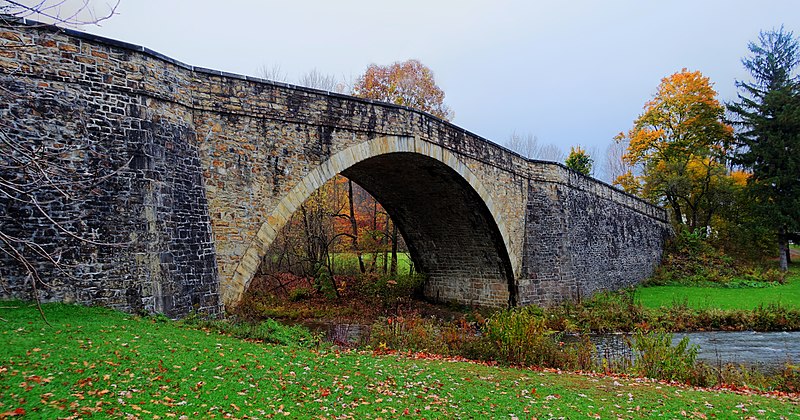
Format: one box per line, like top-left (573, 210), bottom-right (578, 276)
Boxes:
top-left (1, 303), bottom-right (796, 418)
top-left (241, 257), bottom-right (800, 331)
top-left (229, 261), bottom-right (800, 391)
top-left (242, 264), bottom-right (800, 335)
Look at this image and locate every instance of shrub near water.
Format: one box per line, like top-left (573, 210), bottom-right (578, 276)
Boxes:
top-left (484, 309), bottom-right (595, 370)
top-left (370, 309), bottom-right (596, 371)
top-left (552, 289), bottom-right (646, 332)
top-left (752, 303), bottom-right (798, 331)
top-left (369, 314), bottom-right (446, 354)
top-left (631, 331), bottom-right (697, 382)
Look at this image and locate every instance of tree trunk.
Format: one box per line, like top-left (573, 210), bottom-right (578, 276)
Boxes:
top-left (322, 247), bottom-right (340, 299)
top-left (370, 199), bottom-right (378, 273)
top-left (348, 180), bottom-right (365, 274)
top-left (779, 228), bottom-right (789, 272)
top-left (299, 204), bottom-right (318, 289)
top-left (390, 222), bottom-right (398, 275)
top-left (383, 213), bottom-right (390, 274)
top-left (668, 195), bottom-right (684, 228)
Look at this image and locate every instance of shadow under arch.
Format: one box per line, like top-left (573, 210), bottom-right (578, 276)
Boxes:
top-left (223, 136), bottom-right (516, 308)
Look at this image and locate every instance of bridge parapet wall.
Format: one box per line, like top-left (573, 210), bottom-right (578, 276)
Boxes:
top-left (526, 161), bottom-right (667, 222)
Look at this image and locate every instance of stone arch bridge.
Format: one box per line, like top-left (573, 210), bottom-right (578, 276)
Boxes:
top-left (0, 19), bottom-right (670, 317)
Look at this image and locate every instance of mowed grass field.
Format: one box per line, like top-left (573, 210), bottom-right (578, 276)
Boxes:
top-left (637, 263), bottom-right (800, 310)
top-left (1, 303), bottom-right (797, 418)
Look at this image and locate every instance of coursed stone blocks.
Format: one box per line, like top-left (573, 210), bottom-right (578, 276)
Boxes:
top-left (0, 19), bottom-right (669, 315)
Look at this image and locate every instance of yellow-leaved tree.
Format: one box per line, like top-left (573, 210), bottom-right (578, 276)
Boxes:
top-left (614, 69), bottom-right (735, 230)
top-left (353, 59), bottom-right (453, 121)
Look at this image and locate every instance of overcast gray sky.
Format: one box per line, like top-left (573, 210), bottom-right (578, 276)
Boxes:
top-left (22, 0), bottom-right (800, 177)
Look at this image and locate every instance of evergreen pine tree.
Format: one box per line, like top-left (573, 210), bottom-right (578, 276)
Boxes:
top-left (728, 27), bottom-right (800, 271)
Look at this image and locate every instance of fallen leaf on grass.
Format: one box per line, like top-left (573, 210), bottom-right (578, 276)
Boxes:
top-left (0, 408), bottom-right (26, 418)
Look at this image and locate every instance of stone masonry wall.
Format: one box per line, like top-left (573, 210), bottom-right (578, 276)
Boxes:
top-left (520, 168), bottom-right (670, 307)
top-left (0, 24), bottom-right (220, 317)
top-left (0, 19), bottom-right (669, 315)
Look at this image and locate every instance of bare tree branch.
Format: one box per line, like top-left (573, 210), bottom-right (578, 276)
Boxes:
top-left (0, 6), bottom-right (129, 318)
top-left (258, 63), bottom-right (289, 83)
top-left (1, 0), bottom-right (120, 27)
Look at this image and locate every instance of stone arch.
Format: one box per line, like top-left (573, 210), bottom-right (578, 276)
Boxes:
top-left (221, 135), bottom-right (516, 307)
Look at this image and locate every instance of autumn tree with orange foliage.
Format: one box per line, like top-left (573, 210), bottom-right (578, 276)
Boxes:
top-left (347, 58), bottom-right (453, 275)
top-left (614, 69), bottom-right (735, 230)
top-left (353, 59), bottom-right (453, 121)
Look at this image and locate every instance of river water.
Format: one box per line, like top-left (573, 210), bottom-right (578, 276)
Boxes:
top-left (681, 331), bottom-right (800, 368)
top-left (593, 331), bottom-right (800, 372)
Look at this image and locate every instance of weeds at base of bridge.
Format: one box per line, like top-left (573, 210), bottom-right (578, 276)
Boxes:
top-left (226, 264), bottom-right (800, 394)
top-left (363, 299), bottom-right (800, 393)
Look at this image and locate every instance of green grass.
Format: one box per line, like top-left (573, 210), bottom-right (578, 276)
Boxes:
top-left (638, 264), bottom-right (800, 310)
top-left (331, 252), bottom-right (414, 274)
top-left (1, 303), bottom-right (797, 418)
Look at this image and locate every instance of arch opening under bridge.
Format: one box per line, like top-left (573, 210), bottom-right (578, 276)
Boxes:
top-left (225, 136), bottom-right (517, 308)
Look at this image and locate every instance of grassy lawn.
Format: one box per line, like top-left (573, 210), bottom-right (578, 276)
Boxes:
top-left (638, 264), bottom-right (800, 310)
top-left (1, 303), bottom-right (797, 418)
top-left (331, 252), bottom-right (414, 275)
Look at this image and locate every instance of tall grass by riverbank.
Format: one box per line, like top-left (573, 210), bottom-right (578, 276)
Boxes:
top-left (368, 297), bottom-right (800, 392)
top-left (364, 262), bottom-right (800, 392)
